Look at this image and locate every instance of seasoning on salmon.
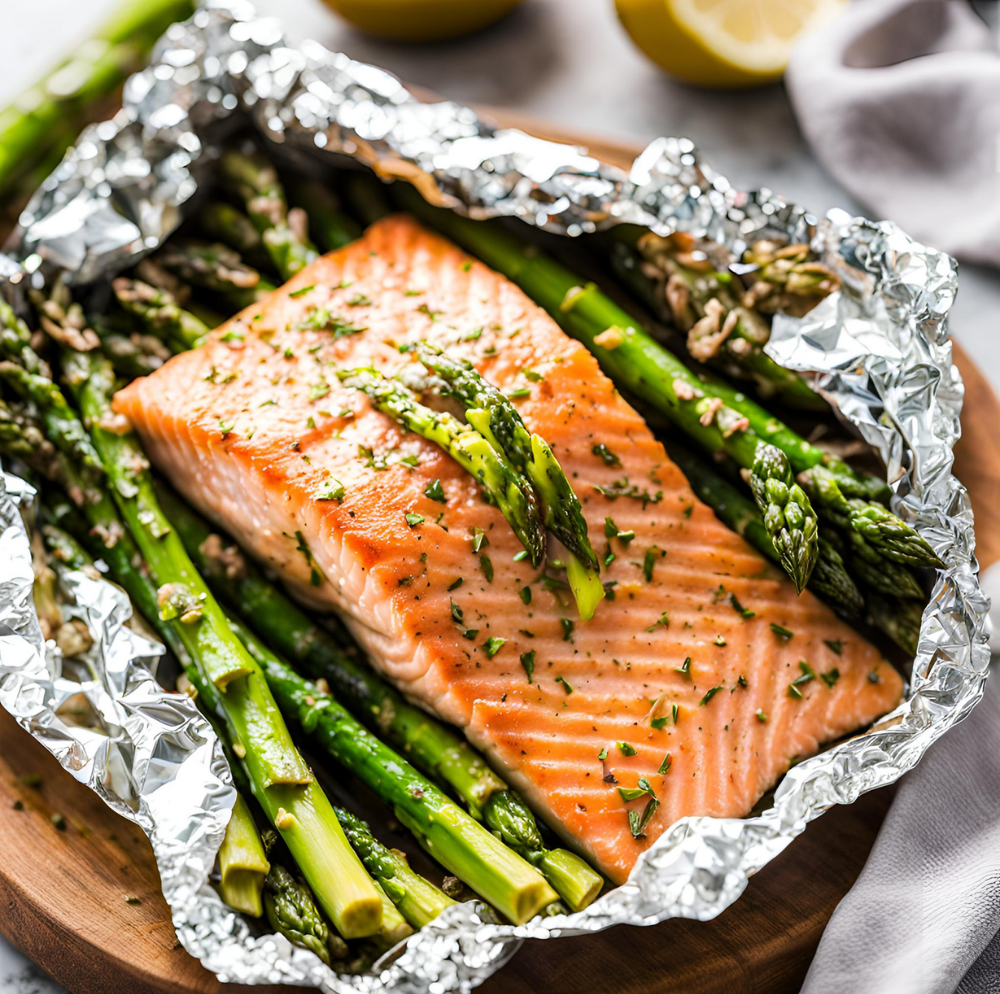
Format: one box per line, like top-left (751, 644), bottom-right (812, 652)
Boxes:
top-left (113, 215), bottom-right (904, 884)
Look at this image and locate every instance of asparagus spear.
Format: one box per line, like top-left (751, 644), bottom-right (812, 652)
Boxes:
top-left (0, 0), bottom-right (196, 199)
top-left (263, 864), bottom-right (336, 962)
top-left (111, 278), bottom-right (211, 351)
top-left (217, 793), bottom-right (270, 917)
top-left (56, 347), bottom-right (382, 939)
top-left (339, 366), bottom-right (546, 568)
top-left (231, 620), bottom-right (559, 924)
top-left (748, 444), bottom-right (818, 592)
top-left (333, 806), bottom-right (455, 929)
top-left (415, 344), bottom-right (605, 619)
top-left (201, 201), bottom-right (271, 269)
top-left (155, 484), bottom-right (603, 912)
top-left (217, 149), bottom-right (318, 280)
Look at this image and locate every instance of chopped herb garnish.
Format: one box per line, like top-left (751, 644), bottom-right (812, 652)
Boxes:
top-left (824, 639), bottom-right (843, 655)
top-left (219, 420), bottom-right (234, 438)
top-left (520, 651), bottom-right (535, 683)
top-left (616, 741), bottom-right (637, 757)
top-left (605, 517), bottom-right (619, 539)
top-left (292, 531), bottom-right (323, 587)
top-left (219, 329), bottom-right (244, 343)
top-left (308, 378), bottom-right (330, 402)
top-left (628, 796), bottom-right (660, 838)
top-left (675, 656), bottom-right (692, 678)
top-left (645, 612), bottom-right (670, 632)
top-left (561, 618), bottom-right (575, 641)
top-left (650, 715), bottom-right (669, 730)
top-left (522, 368), bottom-right (543, 382)
top-left (737, 674), bottom-right (748, 688)
top-left (461, 261), bottom-right (472, 272)
top-left (672, 703), bottom-right (679, 724)
top-left (483, 637), bottom-right (506, 658)
top-left (306, 416), bottom-right (316, 430)
top-left (555, 675), bottom-right (573, 694)
top-left (868, 670), bottom-right (880, 684)
top-left (770, 623), bottom-right (794, 640)
top-left (448, 577), bottom-right (464, 592)
top-left (792, 660), bottom-right (816, 691)
top-left (756, 709), bottom-right (768, 722)
top-left (417, 303), bottom-right (440, 320)
top-left (424, 479), bottom-right (447, 503)
top-left (479, 554), bottom-right (494, 582)
top-left (658, 753), bottom-right (672, 775)
top-left (713, 635), bottom-right (727, 647)
top-left (462, 628), bottom-right (479, 640)
top-left (594, 478), bottom-right (663, 508)
top-left (592, 443), bottom-right (621, 467)
top-left (405, 512), bottom-right (425, 527)
top-left (730, 593), bottom-right (755, 619)
top-left (699, 685), bottom-right (724, 706)
top-left (821, 668), bottom-right (841, 688)
top-left (683, 504), bottom-right (694, 519)
top-left (347, 293), bottom-right (372, 307)
top-left (470, 528), bottom-right (489, 553)
top-left (604, 549), bottom-right (616, 568)
top-left (508, 387), bottom-right (532, 399)
top-left (642, 547), bottom-right (662, 582)
top-left (787, 684), bottom-right (804, 700)
top-left (618, 780), bottom-right (654, 802)
top-left (463, 326), bottom-right (483, 341)
top-left (288, 284), bottom-right (314, 298)
top-left (513, 550), bottom-right (529, 561)
top-left (450, 599), bottom-right (464, 624)
top-left (293, 306), bottom-right (366, 338)
top-left (598, 747), bottom-right (607, 761)
top-left (519, 586), bottom-right (532, 605)
top-left (315, 478), bottom-right (346, 501)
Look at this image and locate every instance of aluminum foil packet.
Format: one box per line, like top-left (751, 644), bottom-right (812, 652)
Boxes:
top-left (0, 3), bottom-right (991, 992)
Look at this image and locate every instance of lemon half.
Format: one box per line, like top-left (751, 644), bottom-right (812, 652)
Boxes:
top-left (323, 0), bottom-right (524, 43)
top-left (615, 0), bottom-right (846, 88)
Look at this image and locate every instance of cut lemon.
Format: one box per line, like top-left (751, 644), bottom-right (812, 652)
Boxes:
top-left (322, 0), bottom-right (524, 43)
top-left (614, 0), bottom-right (847, 88)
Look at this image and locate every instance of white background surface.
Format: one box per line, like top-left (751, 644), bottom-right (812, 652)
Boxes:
top-left (0, 1), bottom-right (996, 991)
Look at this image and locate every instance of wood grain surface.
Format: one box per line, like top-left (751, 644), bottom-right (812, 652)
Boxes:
top-left (1, 122), bottom-right (995, 994)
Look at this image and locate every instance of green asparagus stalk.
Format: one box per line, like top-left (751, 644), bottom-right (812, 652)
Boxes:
top-left (155, 484), bottom-right (603, 911)
top-left (289, 180), bottom-right (363, 251)
top-left (339, 366), bottom-right (546, 568)
top-left (748, 444), bottom-right (818, 592)
top-left (231, 620), bottom-right (559, 924)
top-left (111, 278), bottom-right (212, 350)
top-left (58, 348), bottom-right (383, 939)
top-left (0, 0), bottom-right (196, 199)
top-left (415, 344), bottom-right (604, 619)
top-left (217, 793), bottom-right (270, 917)
top-left (201, 201), bottom-right (271, 268)
top-left (217, 150), bottom-right (318, 280)
top-left (333, 806), bottom-right (455, 929)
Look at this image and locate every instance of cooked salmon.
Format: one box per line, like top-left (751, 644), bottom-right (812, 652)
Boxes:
top-left (114, 215), bottom-right (904, 883)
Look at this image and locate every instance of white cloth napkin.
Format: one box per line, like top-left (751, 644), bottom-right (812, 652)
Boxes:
top-left (799, 666), bottom-right (1000, 994)
top-left (786, 0), bottom-right (1000, 267)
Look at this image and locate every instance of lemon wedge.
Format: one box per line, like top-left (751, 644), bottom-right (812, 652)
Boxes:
top-left (322, 0), bottom-right (524, 42)
top-left (615, 0), bottom-right (846, 88)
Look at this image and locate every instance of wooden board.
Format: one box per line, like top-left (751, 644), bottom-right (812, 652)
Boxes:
top-left (1, 122), bottom-right (997, 994)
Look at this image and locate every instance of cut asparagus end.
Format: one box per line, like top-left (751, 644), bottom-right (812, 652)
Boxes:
top-left (565, 551), bottom-right (605, 621)
top-left (218, 793), bottom-right (270, 917)
top-left (263, 782), bottom-right (383, 940)
top-left (398, 806), bottom-right (557, 925)
top-left (536, 848), bottom-right (604, 913)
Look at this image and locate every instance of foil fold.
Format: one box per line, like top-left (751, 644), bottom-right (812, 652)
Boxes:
top-left (0, 4), bottom-right (991, 992)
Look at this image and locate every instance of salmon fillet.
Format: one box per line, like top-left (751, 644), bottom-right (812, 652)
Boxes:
top-left (114, 215), bottom-right (904, 883)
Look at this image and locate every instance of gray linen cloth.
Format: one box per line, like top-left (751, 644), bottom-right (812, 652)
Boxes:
top-left (787, 4), bottom-right (1000, 991)
top-left (786, 0), bottom-right (1000, 267)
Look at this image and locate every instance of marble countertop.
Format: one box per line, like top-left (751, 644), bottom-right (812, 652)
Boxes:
top-left (0, 1), bottom-right (996, 990)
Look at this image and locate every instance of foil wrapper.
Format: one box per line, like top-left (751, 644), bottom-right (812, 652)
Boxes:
top-left (0, 4), bottom-right (991, 992)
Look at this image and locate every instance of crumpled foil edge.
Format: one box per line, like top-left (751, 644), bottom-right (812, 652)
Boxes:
top-left (0, 4), bottom-right (990, 992)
